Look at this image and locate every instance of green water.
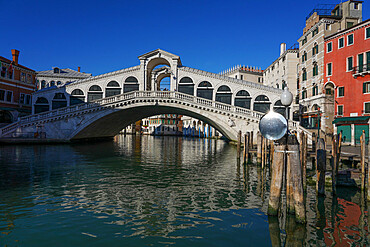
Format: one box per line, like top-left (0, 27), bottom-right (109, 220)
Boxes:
top-left (0, 135), bottom-right (368, 246)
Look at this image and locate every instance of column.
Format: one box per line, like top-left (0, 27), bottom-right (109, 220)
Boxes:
top-left (351, 124), bottom-right (355, 145)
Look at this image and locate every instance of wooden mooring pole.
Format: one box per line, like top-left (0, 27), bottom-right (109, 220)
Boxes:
top-left (300, 132), bottom-right (307, 192)
top-left (361, 130), bottom-right (366, 191)
top-left (268, 139), bottom-right (285, 216)
top-left (237, 130), bottom-right (242, 160)
top-left (243, 133), bottom-right (249, 164)
top-left (257, 132), bottom-right (262, 165)
top-left (316, 138), bottom-right (326, 196)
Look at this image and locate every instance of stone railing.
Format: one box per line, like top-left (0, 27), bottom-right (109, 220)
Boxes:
top-left (1, 90), bottom-right (264, 137)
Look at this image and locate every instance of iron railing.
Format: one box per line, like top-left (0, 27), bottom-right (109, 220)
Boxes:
top-left (353, 64), bottom-right (370, 75)
top-left (306, 4), bottom-right (338, 20)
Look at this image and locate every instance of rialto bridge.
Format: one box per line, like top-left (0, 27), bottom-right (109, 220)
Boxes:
top-left (0, 49), bottom-right (299, 142)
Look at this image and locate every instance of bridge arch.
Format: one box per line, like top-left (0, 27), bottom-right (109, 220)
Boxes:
top-left (69, 103), bottom-right (243, 141)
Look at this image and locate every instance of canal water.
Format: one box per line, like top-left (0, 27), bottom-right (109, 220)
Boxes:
top-left (0, 135), bottom-right (368, 246)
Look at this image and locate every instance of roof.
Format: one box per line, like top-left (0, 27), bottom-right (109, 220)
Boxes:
top-left (0, 56), bottom-right (35, 72)
top-left (333, 116), bottom-right (370, 124)
top-left (138, 49), bottom-right (182, 66)
top-left (325, 18), bottom-right (370, 41)
top-left (37, 68), bottom-right (92, 78)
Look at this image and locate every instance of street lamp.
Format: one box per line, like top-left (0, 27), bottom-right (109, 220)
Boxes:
top-left (280, 87), bottom-right (293, 133)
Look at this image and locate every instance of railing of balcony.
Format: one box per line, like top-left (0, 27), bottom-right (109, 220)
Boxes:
top-left (353, 64), bottom-right (370, 75)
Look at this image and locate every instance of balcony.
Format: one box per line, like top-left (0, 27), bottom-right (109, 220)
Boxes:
top-left (353, 64), bottom-right (370, 78)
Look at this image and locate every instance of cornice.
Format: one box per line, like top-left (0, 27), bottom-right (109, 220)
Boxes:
top-left (325, 19), bottom-right (370, 41)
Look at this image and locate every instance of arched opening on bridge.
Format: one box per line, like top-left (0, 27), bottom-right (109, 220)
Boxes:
top-left (0, 110), bottom-right (12, 123)
top-left (234, 90), bottom-right (251, 109)
top-left (253, 95), bottom-right (271, 113)
top-left (41, 80), bottom-right (46, 89)
top-left (35, 97), bottom-right (49, 114)
top-left (197, 81), bottom-right (213, 100)
top-left (87, 85), bottom-right (103, 102)
top-left (57, 81), bottom-right (62, 86)
top-left (178, 77), bottom-right (194, 95)
top-left (146, 58), bottom-right (171, 91)
top-left (123, 77), bottom-right (139, 93)
top-left (105, 81), bottom-right (121, 97)
top-left (50, 81), bottom-right (55, 87)
top-left (52, 93), bottom-right (67, 110)
top-left (216, 85), bottom-right (232, 105)
top-left (70, 89), bottom-right (85, 105)
top-left (273, 100), bottom-right (286, 116)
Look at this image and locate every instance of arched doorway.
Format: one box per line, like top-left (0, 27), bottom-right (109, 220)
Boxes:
top-left (178, 77), bottom-right (194, 96)
top-left (87, 85), bottom-right (103, 102)
top-left (216, 85), bottom-right (232, 105)
top-left (123, 77), bottom-right (139, 93)
top-left (105, 81), bottom-right (121, 97)
top-left (35, 97), bottom-right (49, 114)
top-left (253, 95), bottom-right (271, 113)
top-left (197, 81), bottom-right (213, 100)
top-left (70, 89), bottom-right (85, 105)
top-left (234, 90), bottom-right (251, 109)
top-left (52, 93), bottom-right (67, 110)
top-left (0, 110), bottom-right (12, 123)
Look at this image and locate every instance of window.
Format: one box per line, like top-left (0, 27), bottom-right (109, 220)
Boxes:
top-left (312, 27), bottom-right (319, 37)
top-left (354, 2), bottom-right (359, 9)
top-left (1, 66), bottom-right (6, 77)
top-left (327, 42), bottom-right (332, 53)
top-left (347, 34), bottom-right (354, 46)
top-left (6, 91), bottom-right (12, 102)
top-left (326, 24), bottom-right (331, 30)
top-left (347, 57), bottom-right (353, 71)
top-left (0, 90), bottom-right (4, 101)
top-left (235, 75), bottom-right (237, 79)
top-left (313, 63), bottom-right (318, 76)
top-left (327, 63), bottom-right (332, 76)
top-left (338, 37), bottom-right (344, 48)
top-left (25, 95), bottom-right (31, 105)
top-left (302, 37), bottom-right (307, 46)
top-left (302, 69), bottom-right (307, 81)
top-left (302, 51), bottom-right (307, 62)
top-left (366, 27), bottom-right (370, 40)
top-left (338, 87), bottom-right (344, 97)
top-left (337, 105), bottom-right (344, 116)
top-left (27, 74), bottom-right (32, 83)
top-left (240, 75), bottom-right (243, 80)
top-left (347, 22), bottom-right (354, 28)
top-left (363, 82), bottom-right (370, 93)
top-left (312, 85), bottom-right (318, 96)
top-left (312, 43), bottom-right (318, 56)
top-left (21, 72), bottom-right (26, 82)
top-left (365, 102), bottom-right (370, 114)
top-left (358, 53), bottom-right (364, 72)
top-left (20, 93), bottom-right (25, 104)
top-left (302, 89), bottom-right (307, 99)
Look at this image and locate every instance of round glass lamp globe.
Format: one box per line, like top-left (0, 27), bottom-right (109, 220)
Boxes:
top-left (281, 87), bottom-right (293, 106)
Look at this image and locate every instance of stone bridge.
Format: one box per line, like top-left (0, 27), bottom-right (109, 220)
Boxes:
top-left (0, 49), bottom-right (304, 142)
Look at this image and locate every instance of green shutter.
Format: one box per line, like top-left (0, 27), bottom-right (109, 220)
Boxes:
top-left (338, 125), bottom-right (351, 143)
top-left (364, 82), bottom-right (367, 93)
top-left (367, 27), bottom-right (370, 39)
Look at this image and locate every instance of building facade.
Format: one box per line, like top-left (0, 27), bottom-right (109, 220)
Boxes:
top-left (263, 43), bottom-right (299, 118)
top-left (0, 49), bottom-right (36, 126)
top-left (297, 0), bottom-right (363, 133)
top-left (36, 67), bottom-right (92, 90)
top-left (325, 19), bottom-right (370, 144)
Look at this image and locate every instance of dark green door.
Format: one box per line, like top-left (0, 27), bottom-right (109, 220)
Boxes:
top-left (354, 124), bottom-right (369, 144)
top-left (338, 125), bottom-right (351, 143)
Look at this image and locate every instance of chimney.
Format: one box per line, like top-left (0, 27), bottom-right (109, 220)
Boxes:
top-left (280, 43), bottom-right (286, 56)
top-left (11, 49), bottom-right (20, 65)
top-left (78, 66), bottom-right (81, 72)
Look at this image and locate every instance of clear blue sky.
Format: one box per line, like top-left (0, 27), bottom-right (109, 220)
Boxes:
top-left (0, 0), bottom-right (369, 75)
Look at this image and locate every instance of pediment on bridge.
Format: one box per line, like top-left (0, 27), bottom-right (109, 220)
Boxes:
top-left (138, 49), bottom-right (182, 65)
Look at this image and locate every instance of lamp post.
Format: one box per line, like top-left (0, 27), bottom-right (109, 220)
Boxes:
top-left (280, 87), bottom-right (293, 133)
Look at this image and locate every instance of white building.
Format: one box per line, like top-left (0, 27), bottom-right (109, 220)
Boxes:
top-left (36, 67), bottom-right (92, 90)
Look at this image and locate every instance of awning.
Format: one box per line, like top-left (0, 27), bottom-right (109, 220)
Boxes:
top-left (333, 116), bottom-right (370, 125)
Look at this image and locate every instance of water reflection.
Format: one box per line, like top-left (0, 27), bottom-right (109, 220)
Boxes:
top-left (0, 135), bottom-right (368, 246)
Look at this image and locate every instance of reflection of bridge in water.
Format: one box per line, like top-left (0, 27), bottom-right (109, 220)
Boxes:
top-left (1, 49), bottom-right (296, 141)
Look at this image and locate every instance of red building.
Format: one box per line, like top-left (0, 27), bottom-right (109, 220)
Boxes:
top-left (324, 19), bottom-right (370, 144)
top-left (0, 49), bottom-right (37, 126)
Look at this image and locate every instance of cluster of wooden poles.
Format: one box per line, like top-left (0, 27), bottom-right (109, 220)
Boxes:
top-left (236, 129), bottom-right (370, 225)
